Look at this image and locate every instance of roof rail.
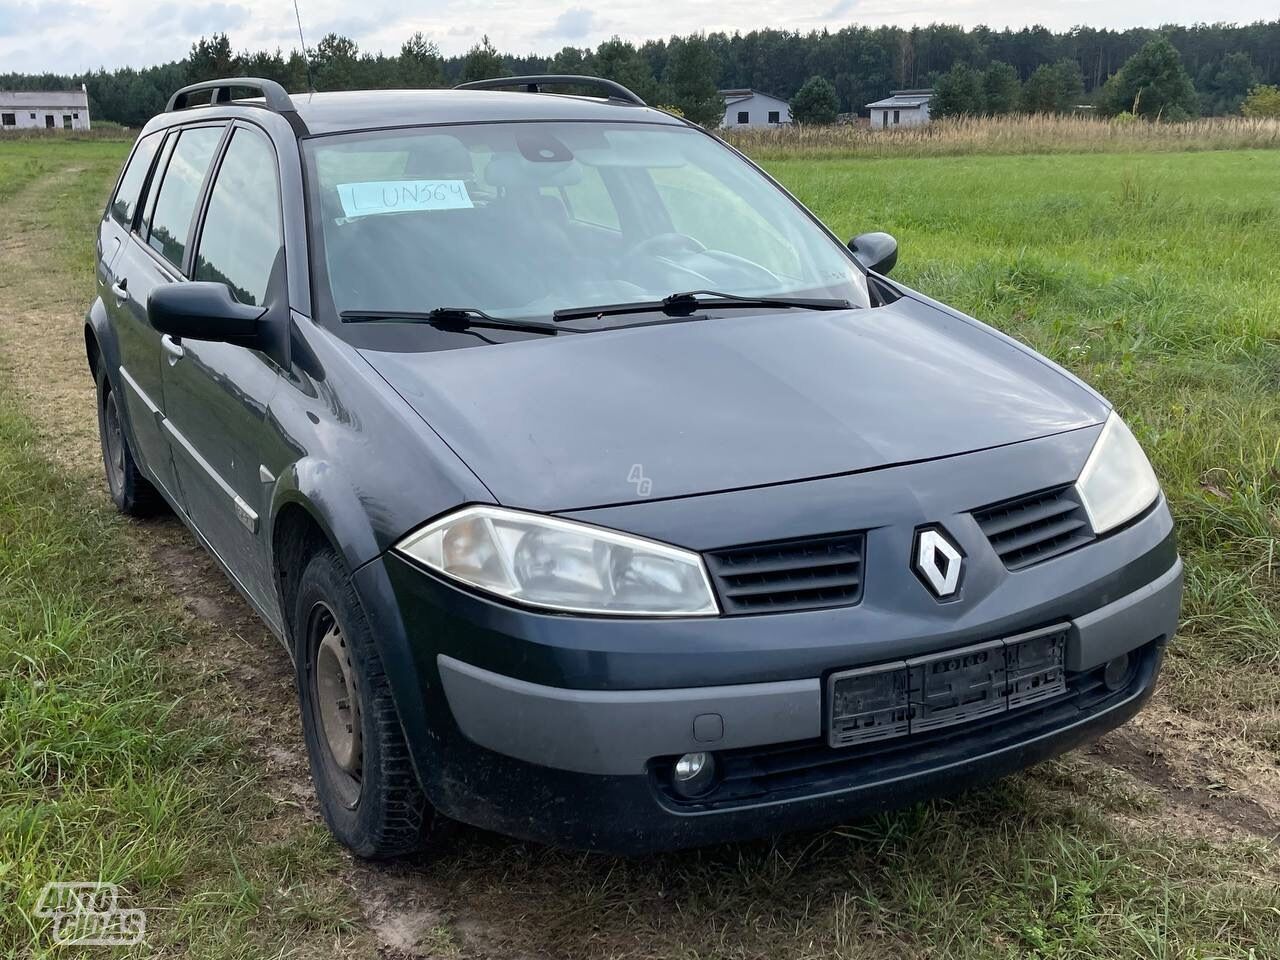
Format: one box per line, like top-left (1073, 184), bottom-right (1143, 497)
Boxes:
top-left (453, 74), bottom-right (646, 107)
top-left (166, 77), bottom-right (295, 114)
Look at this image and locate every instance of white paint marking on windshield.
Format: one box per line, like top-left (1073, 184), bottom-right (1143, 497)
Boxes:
top-left (336, 180), bottom-right (473, 218)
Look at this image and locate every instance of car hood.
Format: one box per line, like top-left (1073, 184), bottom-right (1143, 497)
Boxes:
top-left (359, 296), bottom-right (1107, 512)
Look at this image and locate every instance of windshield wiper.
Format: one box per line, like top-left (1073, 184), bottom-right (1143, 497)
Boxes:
top-left (341, 308), bottom-right (565, 335)
top-left (553, 290), bottom-right (851, 322)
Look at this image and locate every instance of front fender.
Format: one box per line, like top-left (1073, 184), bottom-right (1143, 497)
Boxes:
top-left (269, 456), bottom-right (383, 574)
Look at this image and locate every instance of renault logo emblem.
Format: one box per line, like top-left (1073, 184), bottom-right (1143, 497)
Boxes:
top-left (913, 527), bottom-right (964, 599)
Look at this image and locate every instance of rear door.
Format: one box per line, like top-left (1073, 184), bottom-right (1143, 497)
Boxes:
top-left (159, 123), bottom-right (285, 612)
top-left (100, 129), bottom-right (173, 499)
top-left (111, 122), bottom-right (227, 508)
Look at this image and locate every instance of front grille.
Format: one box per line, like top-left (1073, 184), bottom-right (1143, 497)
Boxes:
top-left (705, 532), bottom-right (865, 615)
top-left (972, 485), bottom-right (1095, 570)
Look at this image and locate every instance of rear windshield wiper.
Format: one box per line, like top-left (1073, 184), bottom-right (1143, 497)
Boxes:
top-left (553, 290), bottom-right (851, 322)
top-left (341, 308), bottom-right (565, 336)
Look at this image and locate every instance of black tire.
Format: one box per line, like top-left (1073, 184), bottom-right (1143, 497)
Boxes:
top-left (294, 546), bottom-right (432, 858)
top-left (96, 367), bottom-right (163, 516)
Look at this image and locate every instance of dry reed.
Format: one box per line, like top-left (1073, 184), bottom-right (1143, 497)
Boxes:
top-left (724, 113), bottom-right (1280, 159)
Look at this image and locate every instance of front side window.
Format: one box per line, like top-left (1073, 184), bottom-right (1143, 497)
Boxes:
top-left (304, 121), bottom-right (868, 330)
top-left (194, 128), bottom-right (282, 306)
top-left (737, 110), bottom-right (749, 123)
top-left (110, 131), bottom-right (162, 227)
top-left (147, 125), bottom-right (223, 269)
top-left (1, 113), bottom-right (15, 126)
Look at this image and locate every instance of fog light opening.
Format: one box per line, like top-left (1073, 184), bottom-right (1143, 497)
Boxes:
top-left (672, 751), bottom-right (717, 798)
top-left (1103, 652), bottom-right (1133, 691)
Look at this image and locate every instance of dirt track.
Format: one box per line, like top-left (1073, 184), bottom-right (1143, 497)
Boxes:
top-left (3, 161), bottom-right (1277, 959)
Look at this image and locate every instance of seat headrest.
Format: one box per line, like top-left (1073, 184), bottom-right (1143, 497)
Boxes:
top-left (403, 136), bottom-right (475, 180)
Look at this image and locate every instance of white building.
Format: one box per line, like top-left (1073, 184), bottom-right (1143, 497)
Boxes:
top-left (865, 89), bottom-right (933, 129)
top-left (0, 87), bottom-right (91, 132)
top-left (719, 89), bottom-right (790, 129)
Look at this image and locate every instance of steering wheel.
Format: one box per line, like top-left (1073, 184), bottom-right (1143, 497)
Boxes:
top-left (630, 232), bottom-right (708, 259)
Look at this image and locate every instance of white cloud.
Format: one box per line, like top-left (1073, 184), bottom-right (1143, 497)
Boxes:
top-left (539, 7), bottom-right (601, 40)
top-left (0, 0), bottom-right (1276, 73)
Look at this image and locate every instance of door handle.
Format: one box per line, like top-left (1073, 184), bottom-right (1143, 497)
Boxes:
top-left (161, 334), bottom-right (185, 363)
top-left (111, 278), bottom-right (129, 303)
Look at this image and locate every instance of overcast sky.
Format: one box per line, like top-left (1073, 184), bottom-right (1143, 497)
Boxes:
top-left (1, 0), bottom-right (1275, 75)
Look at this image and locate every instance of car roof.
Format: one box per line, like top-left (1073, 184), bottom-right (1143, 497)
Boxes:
top-left (149, 88), bottom-right (686, 138)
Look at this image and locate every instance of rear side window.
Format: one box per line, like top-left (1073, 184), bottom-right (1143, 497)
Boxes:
top-left (147, 126), bottom-right (223, 269)
top-left (109, 132), bottom-right (162, 227)
top-left (194, 128), bottom-right (282, 306)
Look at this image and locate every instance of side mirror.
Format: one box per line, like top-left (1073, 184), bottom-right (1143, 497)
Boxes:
top-left (847, 232), bottom-right (898, 275)
top-left (148, 282), bottom-right (266, 346)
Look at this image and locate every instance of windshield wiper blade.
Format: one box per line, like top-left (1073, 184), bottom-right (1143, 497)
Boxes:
top-left (341, 308), bottom-right (563, 335)
top-left (553, 290), bottom-right (851, 322)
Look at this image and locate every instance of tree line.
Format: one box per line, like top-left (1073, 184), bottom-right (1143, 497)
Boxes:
top-left (3, 20), bottom-right (1279, 129)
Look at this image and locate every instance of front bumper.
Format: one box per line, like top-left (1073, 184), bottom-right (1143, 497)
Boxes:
top-left (437, 559), bottom-right (1181, 779)
top-left (347, 430), bottom-right (1182, 852)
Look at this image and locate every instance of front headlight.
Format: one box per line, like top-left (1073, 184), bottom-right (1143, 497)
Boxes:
top-left (395, 506), bottom-right (719, 617)
top-left (1076, 412), bottom-right (1160, 535)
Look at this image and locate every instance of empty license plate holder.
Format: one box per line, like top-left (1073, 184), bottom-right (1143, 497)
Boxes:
top-left (827, 624), bottom-right (1068, 748)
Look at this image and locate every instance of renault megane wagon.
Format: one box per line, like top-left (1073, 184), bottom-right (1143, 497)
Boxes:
top-left (87, 75), bottom-right (1182, 857)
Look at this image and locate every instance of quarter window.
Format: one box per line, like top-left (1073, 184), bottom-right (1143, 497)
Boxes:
top-left (194, 128), bottom-right (282, 306)
top-left (768, 110), bottom-right (780, 123)
top-left (147, 126), bottom-right (223, 269)
top-left (109, 131), bottom-right (162, 227)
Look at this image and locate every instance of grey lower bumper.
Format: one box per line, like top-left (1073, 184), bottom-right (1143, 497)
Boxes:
top-left (438, 557), bottom-right (1183, 776)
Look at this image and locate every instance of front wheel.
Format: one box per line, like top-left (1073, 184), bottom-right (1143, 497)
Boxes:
top-left (294, 547), bottom-right (433, 858)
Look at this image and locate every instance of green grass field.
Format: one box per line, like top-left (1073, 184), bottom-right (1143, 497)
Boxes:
top-left (0, 135), bottom-right (1277, 959)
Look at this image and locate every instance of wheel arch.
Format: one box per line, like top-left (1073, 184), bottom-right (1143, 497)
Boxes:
top-left (84, 298), bottom-right (114, 381)
top-left (268, 456), bottom-right (386, 651)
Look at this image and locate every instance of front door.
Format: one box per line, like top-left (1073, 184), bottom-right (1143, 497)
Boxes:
top-left (160, 124), bottom-right (285, 614)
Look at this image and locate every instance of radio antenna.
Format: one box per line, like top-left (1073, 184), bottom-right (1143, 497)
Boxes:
top-left (292, 0), bottom-right (316, 91)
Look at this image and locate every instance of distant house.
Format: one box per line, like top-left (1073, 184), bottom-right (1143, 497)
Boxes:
top-left (719, 89), bottom-right (790, 129)
top-left (865, 89), bottom-right (933, 129)
top-left (0, 86), bottom-right (91, 132)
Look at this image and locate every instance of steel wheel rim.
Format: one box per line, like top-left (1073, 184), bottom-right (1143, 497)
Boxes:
top-left (103, 391), bottom-right (126, 495)
top-left (310, 603), bottom-right (363, 808)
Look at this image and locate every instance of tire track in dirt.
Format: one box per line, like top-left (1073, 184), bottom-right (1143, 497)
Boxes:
top-left (0, 166), bottom-right (314, 817)
top-left (0, 163), bottom-right (535, 959)
top-left (3, 159), bottom-right (1277, 959)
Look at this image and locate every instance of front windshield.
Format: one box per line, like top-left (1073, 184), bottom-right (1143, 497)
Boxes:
top-left (303, 120), bottom-right (870, 324)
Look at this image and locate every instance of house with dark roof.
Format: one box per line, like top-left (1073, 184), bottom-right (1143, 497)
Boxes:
top-left (719, 89), bottom-right (790, 129)
top-left (865, 89), bottom-right (933, 129)
top-left (0, 86), bottom-right (91, 132)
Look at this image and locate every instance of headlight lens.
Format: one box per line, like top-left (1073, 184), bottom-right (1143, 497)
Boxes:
top-left (396, 506), bottom-right (719, 616)
top-left (1076, 412), bottom-right (1160, 534)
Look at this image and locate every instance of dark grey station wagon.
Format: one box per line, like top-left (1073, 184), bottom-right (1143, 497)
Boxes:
top-left (87, 75), bottom-right (1182, 857)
